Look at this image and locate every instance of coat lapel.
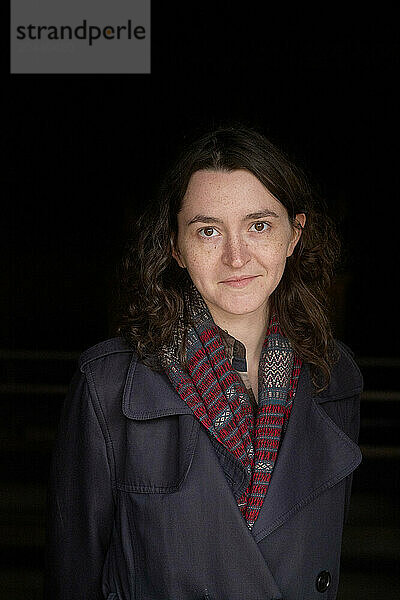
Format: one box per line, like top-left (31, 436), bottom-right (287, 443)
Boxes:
top-left (250, 361), bottom-right (362, 543)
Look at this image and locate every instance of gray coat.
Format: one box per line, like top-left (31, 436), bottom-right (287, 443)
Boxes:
top-left (45, 336), bottom-right (363, 600)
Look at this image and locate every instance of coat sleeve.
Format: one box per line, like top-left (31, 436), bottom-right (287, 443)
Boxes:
top-left (334, 339), bottom-right (363, 525)
top-left (343, 392), bottom-right (361, 525)
top-left (44, 367), bottom-right (115, 600)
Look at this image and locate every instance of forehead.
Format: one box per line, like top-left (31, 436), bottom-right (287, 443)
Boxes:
top-left (181, 169), bottom-right (285, 215)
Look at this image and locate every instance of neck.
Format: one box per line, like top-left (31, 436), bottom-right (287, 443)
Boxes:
top-left (208, 303), bottom-right (270, 365)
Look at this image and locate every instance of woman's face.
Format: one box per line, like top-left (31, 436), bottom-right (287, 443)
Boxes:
top-left (172, 169), bottom-right (305, 324)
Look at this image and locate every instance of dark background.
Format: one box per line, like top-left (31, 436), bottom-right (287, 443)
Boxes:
top-left (2, 5), bottom-right (399, 599)
top-left (3, 8), bottom-right (400, 355)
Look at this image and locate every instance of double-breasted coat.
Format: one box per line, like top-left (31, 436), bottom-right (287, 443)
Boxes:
top-left (45, 336), bottom-right (363, 600)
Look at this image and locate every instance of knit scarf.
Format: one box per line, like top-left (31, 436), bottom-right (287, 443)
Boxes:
top-left (159, 282), bottom-right (302, 530)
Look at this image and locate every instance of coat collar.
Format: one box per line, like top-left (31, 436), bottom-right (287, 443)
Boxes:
top-left (123, 343), bottom-right (363, 543)
top-left (123, 341), bottom-right (363, 415)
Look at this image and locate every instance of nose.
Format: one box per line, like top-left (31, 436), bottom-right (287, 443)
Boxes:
top-left (221, 234), bottom-right (251, 268)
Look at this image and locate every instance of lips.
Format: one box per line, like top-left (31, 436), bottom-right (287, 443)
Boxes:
top-left (221, 275), bottom-right (258, 283)
top-left (220, 275), bottom-right (259, 288)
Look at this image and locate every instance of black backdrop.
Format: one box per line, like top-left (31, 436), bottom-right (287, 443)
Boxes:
top-left (2, 6), bottom-right (400, 598)
top-left (4, 6), bottom-right (399, 357)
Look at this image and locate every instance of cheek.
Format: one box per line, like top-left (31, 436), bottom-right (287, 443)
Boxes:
top-left (182, 243), bottom-right (218, 274)
top-left (258, 240), bottom-right (290, 268)
top-left (257, 245), bottom-right (289, 293)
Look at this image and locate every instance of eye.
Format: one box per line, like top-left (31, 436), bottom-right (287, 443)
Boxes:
top-left (198, 226), bottom-right (219, 238)
top-left (249, 221), bottom-right (271, 233)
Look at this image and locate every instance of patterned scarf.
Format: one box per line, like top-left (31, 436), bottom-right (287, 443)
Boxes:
top-left (159, 283), bottom-right (302, 530)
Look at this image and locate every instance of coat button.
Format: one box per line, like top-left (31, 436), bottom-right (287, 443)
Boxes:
top-left (315, 570), bottom-right (331, 592)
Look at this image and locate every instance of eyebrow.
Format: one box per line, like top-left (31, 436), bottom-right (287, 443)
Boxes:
top-left (186, 210), bottom-right (280, 226)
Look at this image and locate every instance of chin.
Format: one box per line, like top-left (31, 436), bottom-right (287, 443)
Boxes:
top-left (219, 299), bottom-right (267, 316)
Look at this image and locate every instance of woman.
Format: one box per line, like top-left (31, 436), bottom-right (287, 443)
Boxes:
top-left (45, 125), bottom-right (363, 600)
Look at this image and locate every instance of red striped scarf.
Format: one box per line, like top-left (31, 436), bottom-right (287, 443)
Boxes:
top-left (159, 283), bottom-right (302, 530)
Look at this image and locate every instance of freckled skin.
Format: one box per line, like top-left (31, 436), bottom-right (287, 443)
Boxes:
top-left (172, 169), bottom-right (306, 328)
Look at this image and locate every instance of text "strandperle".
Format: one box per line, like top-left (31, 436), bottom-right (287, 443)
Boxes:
top-left (15, 19), bottom-right (146, 46)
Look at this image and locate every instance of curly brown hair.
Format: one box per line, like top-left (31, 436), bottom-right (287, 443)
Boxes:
top-left (116, 124), bottom-right (341, 392)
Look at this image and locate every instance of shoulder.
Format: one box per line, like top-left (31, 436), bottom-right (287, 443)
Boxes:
top-left (75, 337), bottom-right (171, 420)
top-left (77, 336), bottom-right (139, 394)
top-left (76, 336), bottom-right (163, 398)
top-left (316, 339), bottom-right (363, 401)
top-left (73, 337), bottom-right (139, 417)
top-left (78, 336), bottom-right (137, 371)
